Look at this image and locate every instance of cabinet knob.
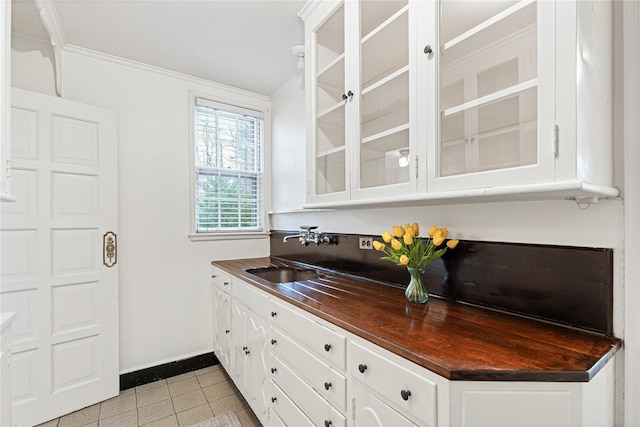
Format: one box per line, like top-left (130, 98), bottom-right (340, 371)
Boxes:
top-left (347, 90), bottom-right (353, 99)
top-left (271, 397), bottom-right (277, 403)
top-left (424, 45), bottom-right (433, 54)
top-left (342, 93), bottom-right (348, 101)
top-left (271, 368), bottom-right (277, 373)
top-left (271, 339), bottom-right (277, 345)
top-left (324, 421), bottom-right (332, 427)
top-left (400, 389), bottom-right (412, 401)
top-left (225, 329), bottom-right (230, 334)
top-left (358, 364), bottom-right (367, 373)
top-left (223, 281), bottom-right (229, 286)
top-left (271, 311), bottom-right (277, 317)
top-left (324, 343), bottom-right (332, 352)
top-left (212, 274), bottom-right (216, 278)
top-left (324, 382), bottom-right (332, 390)
top-left (244, 349), bottom-right (250, 355)
top-left (242, 346), bottom-right (247, 351)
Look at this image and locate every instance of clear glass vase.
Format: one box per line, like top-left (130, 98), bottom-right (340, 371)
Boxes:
top-left (405, 267), bottom-right (428, 303)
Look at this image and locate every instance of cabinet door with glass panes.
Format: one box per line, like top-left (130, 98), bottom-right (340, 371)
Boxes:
top-left (426, 0), bottom-right (557, 192)
top-left (303, 0), bottom-right (418, 205)
top-left (304, 1), bottom-right (349, 204)
top-left (353, 0), bottom-right (419, 200)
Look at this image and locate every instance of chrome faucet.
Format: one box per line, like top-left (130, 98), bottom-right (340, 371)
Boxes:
top-left (283, 225), bottom-right (331, 246)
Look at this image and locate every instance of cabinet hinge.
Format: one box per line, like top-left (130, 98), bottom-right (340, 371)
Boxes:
top-left (552, 124), bottom-right (559, 158)
top-left (414, 155), bottom-right (419, 179)
top-left (5, 159), bottom-right (10, 178)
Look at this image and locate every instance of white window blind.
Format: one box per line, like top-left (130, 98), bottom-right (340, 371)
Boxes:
top-left (194, 97), bottom-right (264, 233)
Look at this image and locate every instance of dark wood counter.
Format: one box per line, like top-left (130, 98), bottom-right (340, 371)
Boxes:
top-left (212, 257), bottom-right (621, 382)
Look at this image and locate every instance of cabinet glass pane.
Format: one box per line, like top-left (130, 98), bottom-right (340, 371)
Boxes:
top-left (314, 4), bottom-right (346, 196)
top-left (316, 150), bottom-right (345, 194)
top-left (361, 9), bottom-right (408, 88)
top-left (316, 5), bottom-right (345, 71)
top-left (359, 2), bottom-right (409, 191)
top-left (439, 0), bottom-right (538, 177)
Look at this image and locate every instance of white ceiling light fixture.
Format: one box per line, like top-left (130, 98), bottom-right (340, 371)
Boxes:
top-left (398, 149), bottom-right (410, 168)
top-left (291, 44), bottom-right (305, 70)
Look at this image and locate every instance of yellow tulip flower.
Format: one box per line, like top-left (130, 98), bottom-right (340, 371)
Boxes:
top-left (428, 225), bottom-right (437, 237)
top-left (392, 225), bottom-right (405, 238)
top-left (391, 239), bottom-right (402, 250)
top-left (446, 239), bottom-right (459, 249)
top-left (399, 255), bottom-right (409, 266)
top-left (433, 235), bottom-right (445, 246)
top-left (440, 228), bottom-right (449, 239)
top-left (381, 231), bottom-right (393, 243)
top-left (373, 241), bottom-right (386, 251)
top-left (412, 222), bottom-right (420, 236)
top-left (403, 233), bottom-right (413, 245)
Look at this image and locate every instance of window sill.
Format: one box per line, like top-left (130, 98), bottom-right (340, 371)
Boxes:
top-left (188, 231), bottom-right (270, 242)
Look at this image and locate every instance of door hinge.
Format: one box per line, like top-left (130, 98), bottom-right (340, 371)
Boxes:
top-left (552, 124), bottom-right (559, 158)
top-left (414, 155), bottom-right (419, 179)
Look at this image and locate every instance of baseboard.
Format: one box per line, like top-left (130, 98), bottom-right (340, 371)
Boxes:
top-left (120, 352), bottom-right (219, 390)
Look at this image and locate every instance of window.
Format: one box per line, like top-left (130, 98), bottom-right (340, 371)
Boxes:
top-left (193, 97), bottom-right (264, 234)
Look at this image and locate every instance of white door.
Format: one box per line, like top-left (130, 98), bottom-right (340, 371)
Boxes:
top-left (0, 88), bottom-right (118, 426)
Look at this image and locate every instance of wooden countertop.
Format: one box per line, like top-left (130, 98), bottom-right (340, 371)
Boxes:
top-left (213, 257), bottom-right (621, 382)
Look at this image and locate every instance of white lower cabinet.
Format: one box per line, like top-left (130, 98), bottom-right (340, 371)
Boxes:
top-left (212, 268), bottom-right (616, 427)
top-left (230, 298), bottom-right (269, 422)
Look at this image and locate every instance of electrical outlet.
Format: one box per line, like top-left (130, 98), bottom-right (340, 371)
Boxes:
top-left (359, 237), bottom-right (373, 250)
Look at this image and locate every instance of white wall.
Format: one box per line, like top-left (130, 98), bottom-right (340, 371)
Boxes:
top-left (11, 44), bottom-right (271, 373)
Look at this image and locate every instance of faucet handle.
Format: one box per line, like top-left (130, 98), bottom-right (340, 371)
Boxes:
top-left (300, 225), bottom-right (318, 232)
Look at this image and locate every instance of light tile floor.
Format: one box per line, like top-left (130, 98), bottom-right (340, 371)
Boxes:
top-left (35, 365), bottom-right (261, 427)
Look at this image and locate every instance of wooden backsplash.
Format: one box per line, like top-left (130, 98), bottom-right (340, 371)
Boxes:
top-left (270, 231), bottom-right (614, 336)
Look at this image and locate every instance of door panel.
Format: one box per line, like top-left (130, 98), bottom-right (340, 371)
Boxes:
top-left (1, 88), bottom-right (118, 426)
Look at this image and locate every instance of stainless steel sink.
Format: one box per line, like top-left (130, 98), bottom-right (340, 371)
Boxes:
top-left (245, 266), bottom-right (319, 283)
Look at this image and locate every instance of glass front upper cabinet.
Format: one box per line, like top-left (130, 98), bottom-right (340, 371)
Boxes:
top-left (357, 0), bottom-right (411, 194)
top-left (434, 0), bottom-right (544, 190)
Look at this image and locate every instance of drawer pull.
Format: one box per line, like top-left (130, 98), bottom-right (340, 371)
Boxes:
top-left (324, 382), bottom-right (332, 390)
top-left (324, 421), bottom-right (332, 427)
top-left (358, 364), bottom-right (367, 373)
top-left (271, 311), bottom-right (277, 317)
top-left (400, 389), bottom-right (412, 401)
top-left (271, 339), bottom-right (277, 345)
top-left (324, 343), bottom-right (332, 352)
top-left (225, 329), bottom-right (230, 334)
top-left (271, 397), bottom-right (277, 403)
top-left (271, 368), bottom-right (277, 373)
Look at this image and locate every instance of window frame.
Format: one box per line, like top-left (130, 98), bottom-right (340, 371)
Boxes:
top-left (188, 91), bottom-right (271, 241)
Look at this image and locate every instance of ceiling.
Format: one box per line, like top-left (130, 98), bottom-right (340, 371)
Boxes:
top-left (11, 0), bottom-right (306, 95)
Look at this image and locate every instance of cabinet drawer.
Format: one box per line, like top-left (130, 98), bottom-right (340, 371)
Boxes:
top-left (269, 298), bottom-right (346, 370)
top-left (270, 380), bottom-right (314, 427)
top-left (234, 280), bottom-right (269, 318)
top-left (270, 327), bottom-right (347, 412)
top-left (211, 268), bottom-right (232, 294)
top-left (351, 341), bottom-right (437, 426)
top-left (271, 354), bottom-right (346, 427)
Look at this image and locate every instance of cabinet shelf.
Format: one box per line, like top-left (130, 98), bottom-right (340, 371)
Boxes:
top-left (442, 78), bottom-right (537, 118)
top-left (317, 54), bottom-right (345, 81)
top-left (443, 0), bottom-right (535, 51)
top-left (317, 145), bottom-right (346, 159)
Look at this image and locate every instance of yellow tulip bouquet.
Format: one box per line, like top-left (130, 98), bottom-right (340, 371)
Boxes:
top-left (372, 223), bottom-right (458, 303)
